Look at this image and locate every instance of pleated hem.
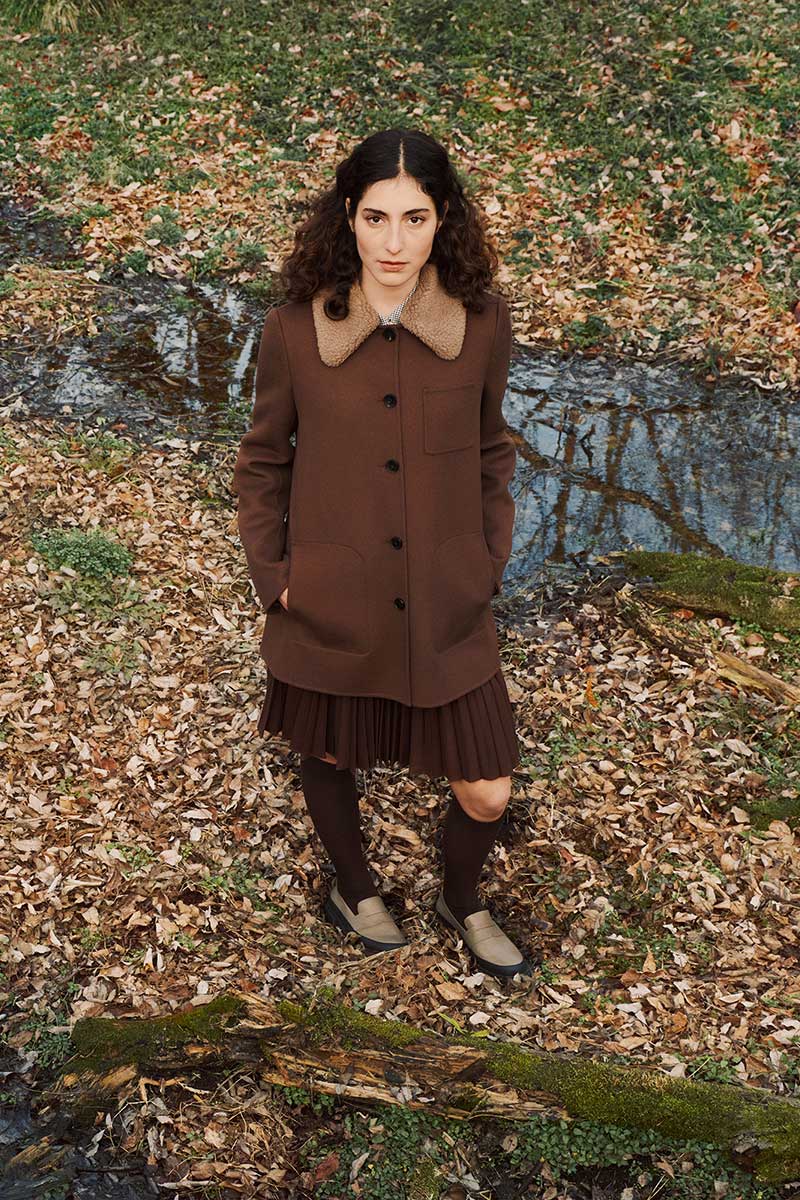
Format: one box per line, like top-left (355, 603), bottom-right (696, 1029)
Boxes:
top-left (257, 669), bottom-right (520, 782)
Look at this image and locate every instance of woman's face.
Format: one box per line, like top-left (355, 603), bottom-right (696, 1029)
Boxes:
top-left (347, 174), bottom-right (445, 289)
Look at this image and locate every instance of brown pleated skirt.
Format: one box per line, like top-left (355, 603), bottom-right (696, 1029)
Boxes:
top-left (257, 668), bottom-right (520, 782)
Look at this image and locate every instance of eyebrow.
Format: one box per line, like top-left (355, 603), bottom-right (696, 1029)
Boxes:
top-left (361, 207), bottom-right (431, 216)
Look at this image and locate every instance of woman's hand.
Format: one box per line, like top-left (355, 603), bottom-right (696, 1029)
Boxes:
top-left (279, 586), bottom-right (289, 610)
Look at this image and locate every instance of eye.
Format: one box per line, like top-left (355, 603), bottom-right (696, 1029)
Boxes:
top-left (365, 215), bottom-right (427, 225)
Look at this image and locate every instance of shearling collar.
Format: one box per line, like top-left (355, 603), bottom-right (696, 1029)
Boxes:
top-left (311, 261), bottom-right (467, 366)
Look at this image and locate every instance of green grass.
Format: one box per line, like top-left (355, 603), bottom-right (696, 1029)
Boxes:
top-left (0, 429), bottom-right (23, 461)
top-left (587, 910), bottom-right (681, 974)
top-left (37, 572), bottom-right (167, 624)
top-left (694, 693), bottom-right (800, 828)
top-left (102, 840), bottom-right (158, 875)
top-left (49, 430), bottom-right (138, 473)
top-left (1, 0), bottom-right (798, 307)
top-left (16, 979), bottom-right (83, 1072)
top-left (195, 859), bottom-right (284, 916)
top-left (82, 636), bottom-right (146, 679)
top-left (30, 526), bottom-right (133, 578)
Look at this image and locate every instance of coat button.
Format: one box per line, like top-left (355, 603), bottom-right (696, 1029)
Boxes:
top-left (394, 597), bottom-right (406, 609)
top-left (382, 327), bottom-right (396, 341)
top-left (383, 393), bottom-right (397, 407)
top-left (385, 458), bottom-right (399, 471)
top-left (391, 536), bottom-right (403, 548)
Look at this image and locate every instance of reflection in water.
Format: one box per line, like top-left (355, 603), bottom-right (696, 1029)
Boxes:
top-left (3, 275), bottom-right (799, 583)
top-left (1, 279), bottom-right (261, 436)
top-left (504, 350), bottom-right (800, 585)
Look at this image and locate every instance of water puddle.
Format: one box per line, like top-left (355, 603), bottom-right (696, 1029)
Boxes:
top-left (504, 352), bottom-right (800, 585)
top-left (0, 1051), bottom-right (156, 1198)
top-left (3, 194), bottom-right (799, 592)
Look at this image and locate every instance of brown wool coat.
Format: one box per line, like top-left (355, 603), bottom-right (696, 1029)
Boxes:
top-left (232, 260), bottom-right (516, 708)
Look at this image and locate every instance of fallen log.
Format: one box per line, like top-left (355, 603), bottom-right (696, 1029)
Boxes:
top-left (612, 585), bottom-right (800, 707)
top-left (619, 550), bottom-right (800, 633)
top-left (26, 988), bottom-right (800, 1186)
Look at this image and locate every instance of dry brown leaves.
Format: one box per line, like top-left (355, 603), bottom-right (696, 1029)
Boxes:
top-left (3, 71), bottom-right (799, 390)
top-left (2, 417), bottom-right (799, 1190)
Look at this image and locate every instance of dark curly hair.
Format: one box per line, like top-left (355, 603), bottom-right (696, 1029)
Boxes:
top-left (278, 127), bottom-right (501, 319)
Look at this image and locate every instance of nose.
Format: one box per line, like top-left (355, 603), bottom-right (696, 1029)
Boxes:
top-left (384, 224), bottom-right (405, 254)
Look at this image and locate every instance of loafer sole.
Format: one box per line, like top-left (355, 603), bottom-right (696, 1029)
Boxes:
top-left (435, 903), bottom-right (534, 979)
top-left (323, 894), bottom-right (408, 956)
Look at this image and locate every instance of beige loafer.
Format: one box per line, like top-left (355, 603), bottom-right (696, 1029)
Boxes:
top-left (435, 891), bottom-right (534, 978)
top-left (323, 878), bottom-right (408, 956)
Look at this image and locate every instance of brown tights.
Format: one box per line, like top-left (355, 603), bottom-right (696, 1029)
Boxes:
top-left (440, 793), bottom-right (506, 924)
top-left (299, 755), bottom-right (504, 922)
top-left (299, 755), bottom-right (378, 911)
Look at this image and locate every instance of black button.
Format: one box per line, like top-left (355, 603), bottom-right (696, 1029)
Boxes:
top-left (385, 459), bottom-right (399, 471)
top-left (394, 597), bottom-right (406, 609)
top-left (391, 536), bottom-right (403, 548)
top-left (382, 327), bottom-right (396, 341)
top-left (383, 393), bottom-right (397, 407)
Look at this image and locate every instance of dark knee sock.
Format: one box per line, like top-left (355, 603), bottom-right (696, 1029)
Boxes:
top-left (299, 755), bottom-right (378, 911)
top-left (441, 794), bottom-right (505, 924)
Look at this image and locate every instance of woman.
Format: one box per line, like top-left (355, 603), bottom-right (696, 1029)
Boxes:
top-left (233, 127), bottom-right (532, 979)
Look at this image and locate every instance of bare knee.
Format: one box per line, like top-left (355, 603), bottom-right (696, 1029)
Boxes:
top-left (317, 752), bottom-right (338, 764)
top-left (448, 775), bottom-right (511, 820)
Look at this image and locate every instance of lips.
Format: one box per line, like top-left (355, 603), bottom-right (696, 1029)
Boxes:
top-left (380, 261), bottom-right (407, 266)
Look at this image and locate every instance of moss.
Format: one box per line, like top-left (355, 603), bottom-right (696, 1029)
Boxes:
top-left (275, 999), bottom-right (307, 1027)
top-left (63, 992), bottom-right (800, 1184)
top-left (276, 994), bottom-right (800, 1179)
top-left (407, 1154), bottom-right (441, 1199)
top-left (67, 993), bottom-right (245, 1074)
top-left (476, 1042), bottom-right (800, 1184)
top-left (747, 790), bottom-right (800, 830)
top-left (621, 550), bottom-right (800, 631)
top-left (276, 993), bottom-right (426, 1052)
top-left (446, 1087), bottom-right (488, 1116)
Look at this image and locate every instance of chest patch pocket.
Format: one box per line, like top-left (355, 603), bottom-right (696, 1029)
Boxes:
top-left (423, 381), bottom-right (482, 454)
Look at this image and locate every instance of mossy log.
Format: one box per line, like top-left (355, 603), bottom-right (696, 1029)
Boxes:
top-left (620, 550), bottom-right (800, 633)
top-left (613, 573), bottom-right (800, 707)
top-left (615, 587), bottom-right (800, 706)
top-left (38, 989), bottom-right (800, 1185)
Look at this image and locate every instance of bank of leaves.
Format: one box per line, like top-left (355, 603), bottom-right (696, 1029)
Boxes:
top-left (1, 417), bottom-right (798, 1194)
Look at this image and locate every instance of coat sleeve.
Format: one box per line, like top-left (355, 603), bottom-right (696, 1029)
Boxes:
top-left (480, 295), bottom-right (516, 596)
top-left (231, 307), bottom-right (297, 614)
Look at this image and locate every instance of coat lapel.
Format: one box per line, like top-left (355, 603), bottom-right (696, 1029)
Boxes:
top-left (312, 261), bottom-right (467, 367)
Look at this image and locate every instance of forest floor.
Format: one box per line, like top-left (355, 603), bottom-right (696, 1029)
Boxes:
top-left (2, 0), bottom-right (800, 1195)
top-left (1, 0), bottom-right (799, 391)
top-left (2, 416), bottom-right (799, 1197)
